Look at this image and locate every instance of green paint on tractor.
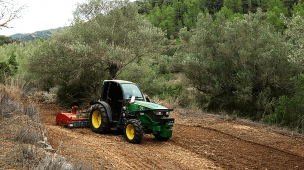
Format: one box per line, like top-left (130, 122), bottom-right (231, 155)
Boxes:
top-left (87, 80), bottom-right (175, 144)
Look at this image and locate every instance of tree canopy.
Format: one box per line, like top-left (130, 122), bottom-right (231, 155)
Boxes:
top-left (177, 9), bottom-right (301, 119)
top-left (28, 1), bottom-right (164, 105)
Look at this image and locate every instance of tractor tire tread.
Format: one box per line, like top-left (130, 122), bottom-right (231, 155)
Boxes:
top-left (89, 104), bottom-right (111, 134)
top-left (124, 119), bottom-right (143, 144)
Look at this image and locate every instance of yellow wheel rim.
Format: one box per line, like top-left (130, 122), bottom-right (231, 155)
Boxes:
top-left (126, 124), bottom-right (135, 140)
top-left (92, 110), bottom-right (101, 128)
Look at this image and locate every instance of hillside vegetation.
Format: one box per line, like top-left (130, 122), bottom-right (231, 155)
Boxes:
top-left (0, 0), bottom-right (304, 133)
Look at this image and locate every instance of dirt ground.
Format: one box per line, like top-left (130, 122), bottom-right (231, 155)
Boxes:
top-left (41, 103), bottom-right (304, 170)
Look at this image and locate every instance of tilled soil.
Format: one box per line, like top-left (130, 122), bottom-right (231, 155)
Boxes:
top-left (41, 104), bottom-right (304, 169)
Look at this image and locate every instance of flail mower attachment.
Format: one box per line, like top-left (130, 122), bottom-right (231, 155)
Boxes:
top-left (56, 106), bottom-right (90, 128)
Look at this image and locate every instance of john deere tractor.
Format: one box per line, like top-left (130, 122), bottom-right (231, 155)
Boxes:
top-left (89, 80), bottom-right (174, 144)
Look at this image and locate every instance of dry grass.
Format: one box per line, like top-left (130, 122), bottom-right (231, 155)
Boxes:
top-left (0, 82), bottom-right (94, 170)
top-left (1, 144), bottom-right (43, 170)
top-left (13, 144), bottom-right (43, 169)
top-left (14, 121), bottom-right (41, 146)
top-left (36, 154), bottom-right (94, 170)
top-left (0, 89), bottom-right (42, 146)
top-left (22, 103), bottom-right (40, 122)
top-left (0, 92), bottom-right (23, 119)
top-left (2, 143), bottom-right (94, 170)
top-left (0, 91), bottom-right (40, 121)
top-left (35, 155), bottom-right (69, 170)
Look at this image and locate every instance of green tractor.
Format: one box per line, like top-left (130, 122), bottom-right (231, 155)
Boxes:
top-left (89, 80), bottom-right (174, 144)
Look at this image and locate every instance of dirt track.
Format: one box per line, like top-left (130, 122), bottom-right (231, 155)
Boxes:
top-left (41, 104), bottom-right (304, 169)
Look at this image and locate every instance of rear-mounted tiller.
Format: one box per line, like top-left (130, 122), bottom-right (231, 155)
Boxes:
top-left (56, 106), bottom-right (90, 128)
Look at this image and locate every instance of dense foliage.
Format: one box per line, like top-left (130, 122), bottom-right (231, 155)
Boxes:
top-left (0, 35), bottom-right (13, 46)
top-left (1, 0), bottom-right (304, 131)
top-left (27, 1), bottom-right (164, 105)
top-left (138, 0), bottom-right (304, 36)
top-left (0, 52), bottom-right (18, 83)
top-left (264, 74), bottom-right (304, 131)
top-left (177, 9), bottom-right (301, 120)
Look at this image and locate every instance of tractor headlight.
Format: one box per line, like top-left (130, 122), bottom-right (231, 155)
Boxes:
top-left (69, 123), bottom-right (73, 127)
top-left (166, 112), bottom-right (169, 115)
top-left (123, 106), bottom-right (126, 110)
top-left (154, 111), bottom-right (163, 115)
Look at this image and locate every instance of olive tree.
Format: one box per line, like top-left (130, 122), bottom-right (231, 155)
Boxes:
top-left (178, 8), bottom-right (301, 120)
top-left (28, 1), bottom-right (164, 105)
top-left (282, 14), bottom-right (304, 68)
top-left (73, 0), bottom-right (129, 21)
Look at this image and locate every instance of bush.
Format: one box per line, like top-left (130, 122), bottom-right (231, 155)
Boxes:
top-left (264, 74), bottom-right (304, 131)
top-left (56, 84), bottom-right (94, 107)
top-left (0, 91), bottom-right (22, 119)
top-left (158, 62), bottom-right (170, 75)
top-left (178, 9), bottom-right (301, 120)
top-left (162, 46), bottom-right (178, 57)
top-left (179, 27), bottom-right (191, 43)
top-left (14, 122), bottom-right (41, 146)
top-left (118, 57), bottom-right (168, 97)
top-left (0, 52), bottom-right (18, 83)
top-left (14, 144), bottom-right (42, 169)
top-left (159, 83), bottom-right (183, 100)
top-left (36, 155), bottom-right (94, 170)
top-left (22, 103), bottom-right (40, 122)
top-left (162, 83), bottom-right (191, 107)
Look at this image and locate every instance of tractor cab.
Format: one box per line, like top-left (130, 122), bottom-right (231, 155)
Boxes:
top-left (100, 80), bottom-right (145, 122)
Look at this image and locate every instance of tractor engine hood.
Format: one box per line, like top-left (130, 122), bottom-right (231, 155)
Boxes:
top-left (131, 101), bottom-right (169, 110)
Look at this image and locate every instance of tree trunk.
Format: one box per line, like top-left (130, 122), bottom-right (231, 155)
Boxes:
top-left (302, 115), bottom-right (304, 134)
top-left (109, 63), bottom-right (118, 79)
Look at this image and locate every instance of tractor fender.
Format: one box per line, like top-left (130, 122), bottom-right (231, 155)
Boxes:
top-left (94, 101), bottom-right (113, 122)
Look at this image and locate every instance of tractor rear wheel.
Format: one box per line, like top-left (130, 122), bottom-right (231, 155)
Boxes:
top-left (89, 104), bottom-right (110, 133)
top-left (154, 134), bottom-right (170, 141)
top-left (124, 119), bottom-right (143, 144)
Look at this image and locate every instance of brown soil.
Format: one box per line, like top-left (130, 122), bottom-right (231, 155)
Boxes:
top-left (41, 104), bottom-right (304, 170)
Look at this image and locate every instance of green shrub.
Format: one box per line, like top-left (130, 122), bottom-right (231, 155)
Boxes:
top-left (162, 47), bottom-right (178, 57)
top-left (179, 27), bottom-right (191, 43)
top-left (118, 58), bottom-right (167, 97)
top-left (158, 62), bottom-right (170, 75)
top-left (0, 52), bottom-right (18, 82)
top-left (56, 84), bottom-right (95, 107)
top-left (264, 74), bottom-right (304, 130)
top-left (178, 9), bottom-right (301, 120)
top-left (158, 83), bottom-right (183, 100)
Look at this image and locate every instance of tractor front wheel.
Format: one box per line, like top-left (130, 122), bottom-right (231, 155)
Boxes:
top-left (124, 119), bottom-right (143, 144)
top-left (89, 104), bottom-right (110, 134)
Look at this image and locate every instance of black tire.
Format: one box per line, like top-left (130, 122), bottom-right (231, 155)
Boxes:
top-left (89, 104), bottom-right (111, 133)
top-left (124, 119), bottom-right (143, 144)
top-left (154, 134), bottom-right (170, 141)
